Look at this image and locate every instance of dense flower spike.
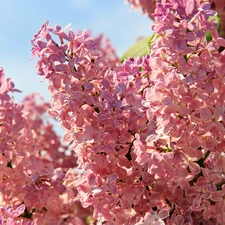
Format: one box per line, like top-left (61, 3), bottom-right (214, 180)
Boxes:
top-left (0, 68), bottom-right (95, 224)
top-left (1, 0), bottom-right (225, 224)
top-left (29, 1), bottom-right (225, 223)
top-left (126, 0), bottom-right (225, 38)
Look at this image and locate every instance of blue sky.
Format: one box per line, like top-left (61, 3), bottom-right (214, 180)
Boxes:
top-left (0, 1), bottom-right (153, 103)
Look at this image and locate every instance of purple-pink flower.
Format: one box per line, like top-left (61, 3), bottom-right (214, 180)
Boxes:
top-left (1, 0), bottom-right (225, 224)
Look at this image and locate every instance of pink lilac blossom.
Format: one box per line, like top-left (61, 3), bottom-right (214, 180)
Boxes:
top-left (1, 0), bottom-right (225, 224)
top-left (29, 0), bottom-right (225, 224)
top-left (0, 204), bottom-right (33, 225)
top-left (126, 0), bottom-right (225, 40)
top-left (0, 67), bottom-right (95, 224)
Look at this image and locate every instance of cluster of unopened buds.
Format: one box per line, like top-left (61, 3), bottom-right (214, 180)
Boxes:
top-left (1, 0), bottom-right (225, 224)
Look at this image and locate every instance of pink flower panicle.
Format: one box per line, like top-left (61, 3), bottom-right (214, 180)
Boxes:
top-left (126, 0), bottom-right (224, 30)
top-left (0, 67), bottom-right (94, 224)
top-left (30, 0), bottom-right (225, 223)
top-left (31, 0), bottom-right (225, 223)
top-left (1, 0), bottom-right (225, 224)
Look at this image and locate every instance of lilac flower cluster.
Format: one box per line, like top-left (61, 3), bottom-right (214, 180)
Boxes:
top-left (1, 0), bottom-right (225, 224)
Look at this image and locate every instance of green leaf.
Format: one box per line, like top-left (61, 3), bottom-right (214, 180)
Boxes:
top-left (120, 35), bottom-right (154, 62)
